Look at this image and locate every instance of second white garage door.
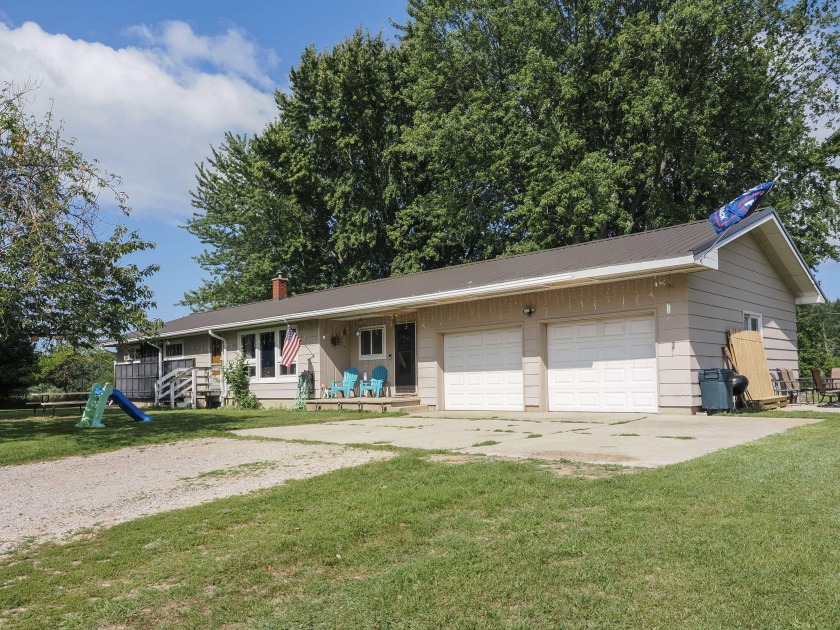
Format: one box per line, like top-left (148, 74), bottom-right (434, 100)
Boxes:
top-left (444, 328), bottom-right (524, 411)
top-left (547, 316), bottom-right (658, 412)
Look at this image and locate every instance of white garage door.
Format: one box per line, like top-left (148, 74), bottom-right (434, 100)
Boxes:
top-left (444, 328), bottom-right (524, 411)
top-left (547, 316), bottom-right (658, 412)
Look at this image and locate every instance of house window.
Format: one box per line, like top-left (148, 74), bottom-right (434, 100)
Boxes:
top-left (279, 328), bottom-right (297, 375)
top-left (239, 329), bottom-right (298, 379)
top-left (743, 312), bottom-right (762, 332)
top-left (164, 341), bottom-right (183, 358)
top-left (241, 333), bottom-right (257, 377)
top-left (260, 332), bottom-right (276, 378)
top-left (123, 347), bottom-right (141, 361)
top-left (360, 326), bottom-right (385, 359)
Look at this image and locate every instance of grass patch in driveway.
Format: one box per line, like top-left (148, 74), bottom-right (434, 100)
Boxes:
top-left (1, 415), bottom-right (839, 627)
top-left (471, 440), bottom-right (500, 447)
top-left (0, 408), bottom-right (398, 466)
top-left (657, 435), bottom-right (696, 440)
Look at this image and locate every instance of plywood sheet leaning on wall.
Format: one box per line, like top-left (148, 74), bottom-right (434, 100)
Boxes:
top-left (727, 329), bottom-right (788, 409)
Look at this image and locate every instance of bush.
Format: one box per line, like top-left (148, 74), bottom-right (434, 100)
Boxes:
top-left (221, 352), bottom-right (262, 409)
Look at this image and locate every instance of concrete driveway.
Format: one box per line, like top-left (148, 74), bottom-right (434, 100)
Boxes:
top-left (235, 411), bottom-right (821, 468)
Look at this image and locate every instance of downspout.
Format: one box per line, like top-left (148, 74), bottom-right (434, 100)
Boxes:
top-left (156, 343), bottom-right (164, 403)
top-left (208, 329), bottom-right (227, 398)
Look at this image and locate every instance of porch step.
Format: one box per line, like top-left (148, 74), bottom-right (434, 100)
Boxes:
top-left (305, 397), bottom-right (421, 413)
top-left (389, 398), bottom-right (423, 409)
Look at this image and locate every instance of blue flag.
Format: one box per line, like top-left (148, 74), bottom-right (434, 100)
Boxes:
top-left (709, 181), bottom-right (775, 234)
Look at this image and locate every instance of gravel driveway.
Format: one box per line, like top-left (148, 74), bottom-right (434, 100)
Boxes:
top-left (0, 438), bottom-right (393, 555)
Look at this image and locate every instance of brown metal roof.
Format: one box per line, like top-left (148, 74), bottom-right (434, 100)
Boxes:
top-left (148, 208), bottom-right (780, 337)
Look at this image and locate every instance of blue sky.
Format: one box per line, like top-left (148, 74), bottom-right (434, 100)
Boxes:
top-left (1, 1), bottom-right (837, 323)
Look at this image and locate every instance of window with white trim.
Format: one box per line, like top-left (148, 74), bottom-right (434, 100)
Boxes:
top-left (743, 312), bottom-right (762, 332)
top-left (239, 329), bottom-right (297, 380)
top-left (164, 341), bottom-right (184, 358)
top-left (241, 333), bottom-right (257, 377)
top-left (359, 326), bottom-right (385, 359)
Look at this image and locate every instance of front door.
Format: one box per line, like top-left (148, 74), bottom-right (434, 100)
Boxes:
top-left (394, 323), bottom-right (416, 393)
top-left (211, 338), bottom-right (223, 375)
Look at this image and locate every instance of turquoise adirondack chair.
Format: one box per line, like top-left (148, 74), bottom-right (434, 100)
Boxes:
top-left (359, 366), bottom-right (388, 398)
top-left (330, 368), bottom-right (359, 398)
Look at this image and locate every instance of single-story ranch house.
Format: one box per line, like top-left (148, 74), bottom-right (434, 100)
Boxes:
top-left (109, 207), bottom-right (823, 413)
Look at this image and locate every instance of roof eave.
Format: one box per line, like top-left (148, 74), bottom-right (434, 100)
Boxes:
top-left (129, 253), bottom-right (708, 340)
top-left (692, 210), bottom-right (826, 304)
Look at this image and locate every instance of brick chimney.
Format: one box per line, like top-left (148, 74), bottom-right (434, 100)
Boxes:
top-left (272, 274), bottom-right (289, 300)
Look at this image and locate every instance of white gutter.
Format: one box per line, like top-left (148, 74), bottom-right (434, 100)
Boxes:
top-left (143, 253), bottom-right (705, 339)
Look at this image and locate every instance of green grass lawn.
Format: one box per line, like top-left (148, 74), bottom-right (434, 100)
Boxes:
top-left (0, 407), bottom-right (392, 466)
top-left (1, 410), bottom-right (839, 627)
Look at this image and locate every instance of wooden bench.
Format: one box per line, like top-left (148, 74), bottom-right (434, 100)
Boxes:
top-left (25, 402), bottom-right (41, 415)
top-left (39, 401), bottom-right (87, 417)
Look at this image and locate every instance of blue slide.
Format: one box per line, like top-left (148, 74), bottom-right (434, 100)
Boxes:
top-left (109, 388), bottom-right (153, 422)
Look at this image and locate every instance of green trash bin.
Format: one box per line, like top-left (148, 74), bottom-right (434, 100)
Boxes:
top-left (698, 369), bottom-right (736, 414)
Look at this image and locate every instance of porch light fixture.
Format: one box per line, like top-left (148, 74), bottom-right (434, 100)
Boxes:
top-left (522, 307), bottom-right (535, 317)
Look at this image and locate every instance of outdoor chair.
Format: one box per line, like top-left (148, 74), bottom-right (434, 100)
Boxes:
top-left (359, 366), bottom-right (388, 398)
top-left (809, 367), bottom-right (840, 405)
top-left (330, 368), bottom-right (359, 398)
top-left (831, 367), bottom-right (840, 389)
top-left (779, 368), bottom-right (801, 404)
top-left (769, 370), bottom-right (781, 396)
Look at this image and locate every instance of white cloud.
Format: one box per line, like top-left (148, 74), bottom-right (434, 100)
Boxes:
top-left (0, 21), bottom-right (277, 222)
top-left (123, 20), bottom-right (279, 89)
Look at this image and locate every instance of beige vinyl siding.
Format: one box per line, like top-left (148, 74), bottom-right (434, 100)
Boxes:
top-left (319, 320), bottom-right (350, 395)
top-left (415, 275), bottom-right (689, 411)
top-left (687, 232), bottom-right (798, 408)
top-left (222, 321), bottom-right (319, 405)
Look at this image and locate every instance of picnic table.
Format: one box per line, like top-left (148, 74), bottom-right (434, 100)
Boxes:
top-left (28, 392), bottom-right (91, 417)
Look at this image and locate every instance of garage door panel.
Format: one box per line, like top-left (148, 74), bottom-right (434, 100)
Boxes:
top-left (548, 316), bottom-right (657, 413)
top-left (631, 367), bottom-right (656, 383)
top-left (577, 323), bottom-right (599, 338)
top-left (603, 368), bottom-right (627, 383)
top-left (603, 321), bottom-right (625, 336)
top-left (630, 318), bottom-right (655, 335)
top-left (630, 343), bottom-right (655, 360)
top-left (631, 392), bottom-right (657, 407)
top-left (444, 329), bottom-right (524, 411)
top-left (603, 345), bottom-right (626, 361)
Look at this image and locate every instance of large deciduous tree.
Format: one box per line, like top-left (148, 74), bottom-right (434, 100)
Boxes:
top-left (36, 343), bottom-right (115, 393)
top-left (0, 82), bottom-right (158, 346)
top-left (797, 299), bottom-right (840, 374)
top-left (400, 0), bottom-right (840, 263)
top-left (183, 31), bottom-right (417, 311)
top-left (184, 1), bottom-right (840, 311)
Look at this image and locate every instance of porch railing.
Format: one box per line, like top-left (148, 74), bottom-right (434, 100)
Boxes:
top-left (154, 366), bottom-right (222, 409)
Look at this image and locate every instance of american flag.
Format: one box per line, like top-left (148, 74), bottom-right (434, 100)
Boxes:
top-left (280, 327), bottom-right (301, 368)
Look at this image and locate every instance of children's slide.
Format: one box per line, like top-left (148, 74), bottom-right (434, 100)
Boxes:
top-left (76, 383), bottom-right (153, 428)
top-left (109, 388), bottom-right (154, 423)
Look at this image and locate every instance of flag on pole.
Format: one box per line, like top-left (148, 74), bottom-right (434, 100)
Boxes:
top-left (709, 181), bottom-right (775, 234)
top-left (280, 327), bottom-right (301, 368)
